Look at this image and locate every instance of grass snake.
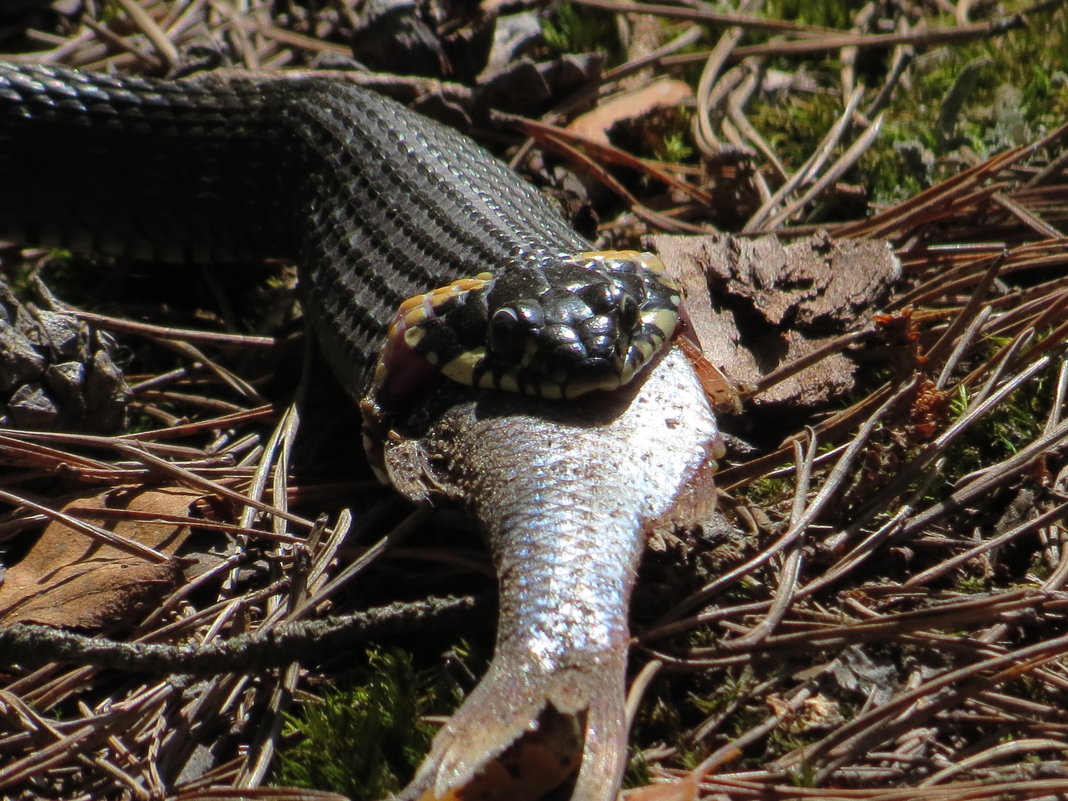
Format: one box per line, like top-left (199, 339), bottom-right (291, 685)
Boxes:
top-left (0, 63), bottom-right (681, 415)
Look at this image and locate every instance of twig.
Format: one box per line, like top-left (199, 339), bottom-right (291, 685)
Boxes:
top-left (565, 0), bottom-right (840, 35)
top-left (113, 0), bottom-right (181, 69)
top-left (0, 596), bottom-right (479, 673)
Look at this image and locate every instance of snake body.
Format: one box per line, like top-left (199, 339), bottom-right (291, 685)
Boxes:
top-left (0, 63), bottom-right (679, 405)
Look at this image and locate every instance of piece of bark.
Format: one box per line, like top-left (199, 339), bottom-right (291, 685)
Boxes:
top-left (350, 0), bottom-right (494, 83)
top-left (483, 12), bottom-right (542, 77)
top-left (350, 0), bottom-right (448, 78)
top-left (477, 53), bottom-right (604, 115)
top-left (655, 232), bottom-right (900, 410)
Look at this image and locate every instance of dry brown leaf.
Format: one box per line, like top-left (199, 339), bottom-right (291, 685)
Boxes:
top-left (677, 335), bottom-right (744, 414)
top-left (768, 692), bottom-right (845, 733)
top-left (566, 78), bottom-right (692, 146)
top-left (0, 486), bottom-right (203, 631)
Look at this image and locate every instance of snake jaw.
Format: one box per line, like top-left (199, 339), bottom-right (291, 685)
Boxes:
top-left (369, 275), bottom-right (492, 407)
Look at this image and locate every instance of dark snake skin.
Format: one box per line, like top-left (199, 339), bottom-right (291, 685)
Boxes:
top-left (0, 63), bottom-right (579, 395)
top-left (0, 63), bottom-right (678, 403)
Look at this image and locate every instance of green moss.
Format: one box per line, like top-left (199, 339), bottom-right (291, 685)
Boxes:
top-left (623, 749), bottom-right (654, 788)
top-left (623, 665), bottom-right (767, 787)
top-left (937, 365), bottom-right (1050, 487)
top-left (788, 759), bottom-right (819, 788)
top-left (4, 250), bottom-right (106, 306)
top-left (749, 93), bottom-right (842, 173)
top-left (762, 0), bottom-right (857, 31)
top-left (541, 2), bottom-right (617, 56)
top-left (874, 7), bottom-right (1068, 193)
top-left (656, 128), bottom-right (695, 163)
top-left (742, 4), bottom-right (1067, 208)
top-left (856, 132), bottom-right (928, 206)
top-left (272, 648), bottom-right (461, 799)
top-left (952, 573), bottom-right (989, 595)
top-left (1028, 550), bottom-right (1053, 581)
top-left (737, 475), bottom-right (793, 508)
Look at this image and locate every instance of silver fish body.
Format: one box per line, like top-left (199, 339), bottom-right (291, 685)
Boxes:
top-left (380, 345), bottom-right (723, 800)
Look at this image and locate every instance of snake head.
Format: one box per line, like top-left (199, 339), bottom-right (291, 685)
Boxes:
top-left (476, 250), bottom-right (681, 398)
top-left (372, 250), bottom-right (681, 403)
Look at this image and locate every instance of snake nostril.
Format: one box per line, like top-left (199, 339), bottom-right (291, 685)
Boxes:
top-left (617, 294), bottom-right (640, 333)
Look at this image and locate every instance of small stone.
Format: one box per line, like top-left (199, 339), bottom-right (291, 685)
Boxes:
top-left (8, 383), bottom-right (59, 428)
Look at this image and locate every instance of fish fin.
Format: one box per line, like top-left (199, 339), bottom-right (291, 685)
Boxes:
top-left (652, 447), bottom-right (721, 535)
top-left (393, 650), bottom-right (628, 801)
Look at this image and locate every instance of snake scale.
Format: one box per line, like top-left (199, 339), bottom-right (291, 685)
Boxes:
top-left (0, 62), bottom-right (723, 801)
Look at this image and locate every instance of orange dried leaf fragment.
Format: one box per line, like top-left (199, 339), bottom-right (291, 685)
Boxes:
top-left (566, 79), bottom-right (693, 148)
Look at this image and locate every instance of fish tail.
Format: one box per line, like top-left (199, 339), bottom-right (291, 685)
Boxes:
top-left (569, 665), bottom-right (629, 801)
top-left (394, 646), bottom-right (629, 801)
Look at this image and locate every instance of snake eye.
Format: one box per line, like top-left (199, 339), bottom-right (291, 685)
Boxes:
top-left (617, 294), bottom-right (640, 333)
top-left (489, 307), bottom-right (525, 357)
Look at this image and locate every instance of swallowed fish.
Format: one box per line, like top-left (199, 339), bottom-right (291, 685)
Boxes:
top-left (378, 345), bottom-right (723, 800)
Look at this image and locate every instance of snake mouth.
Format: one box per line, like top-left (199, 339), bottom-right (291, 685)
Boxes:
top-left (372, 250), bottom-right (681, 403)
